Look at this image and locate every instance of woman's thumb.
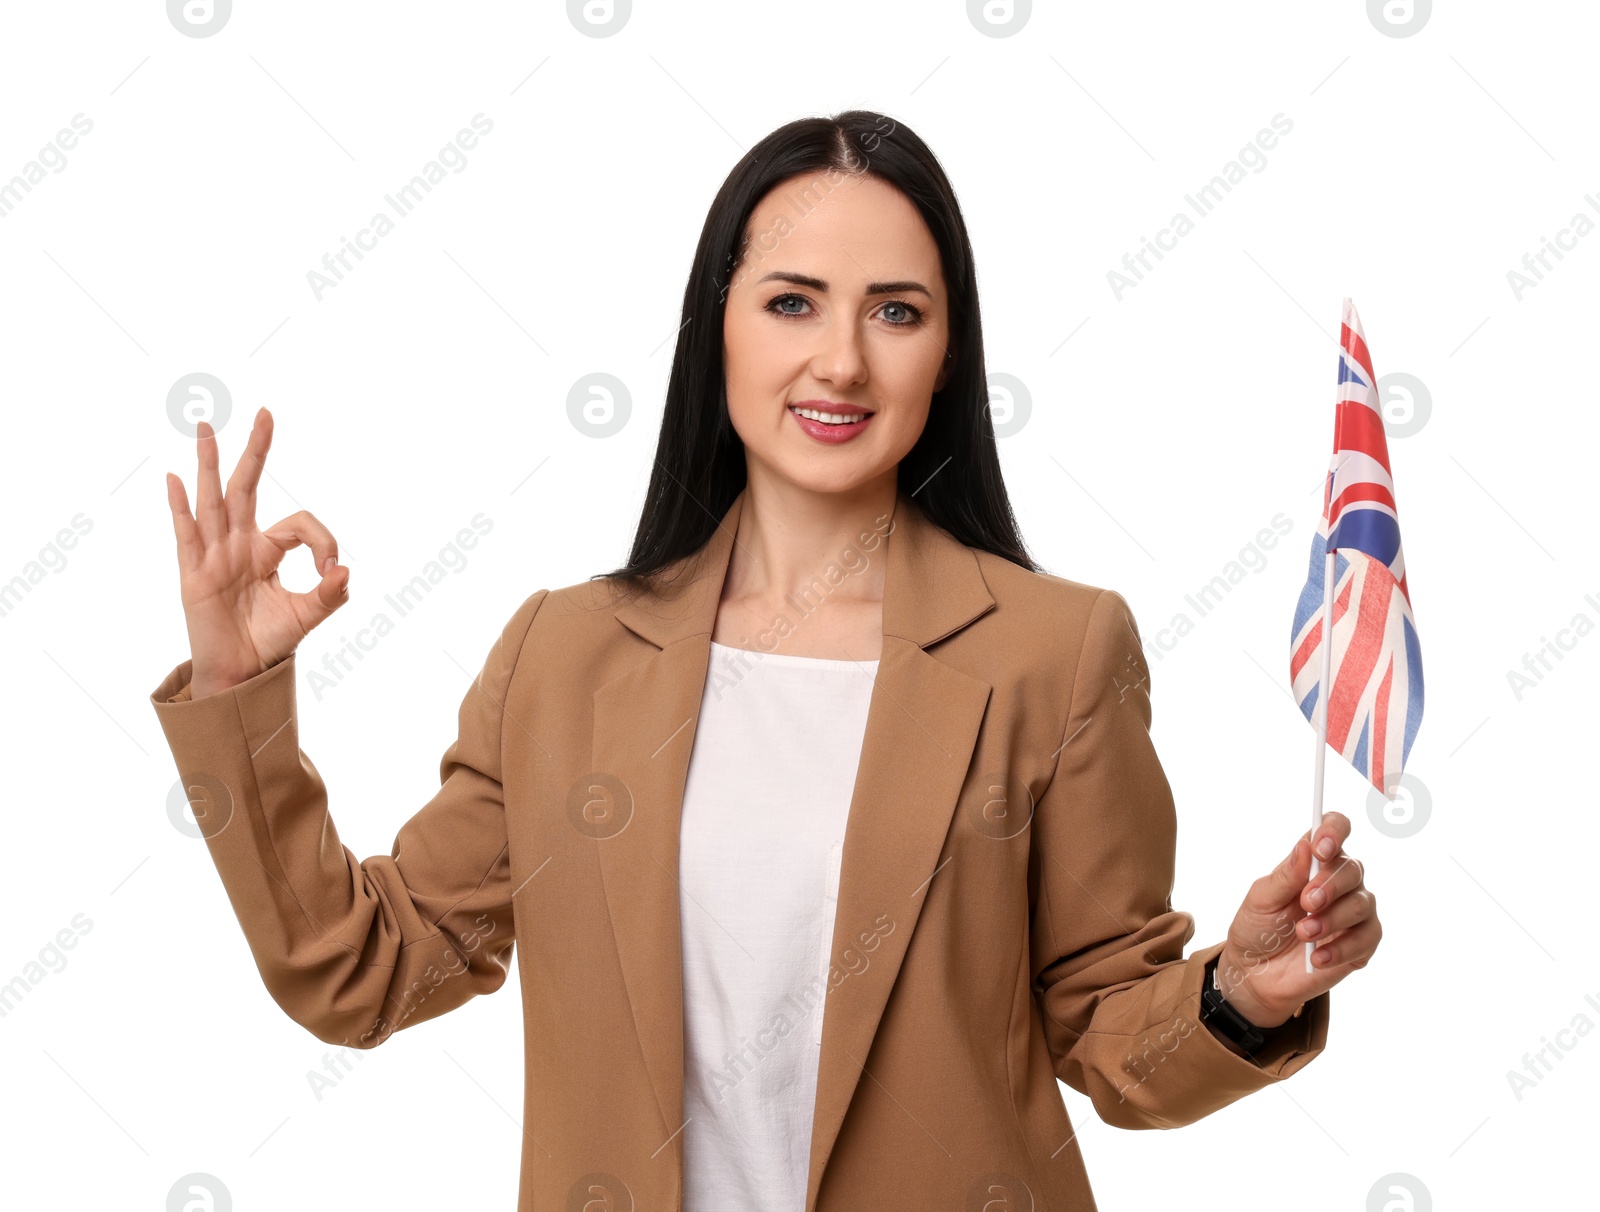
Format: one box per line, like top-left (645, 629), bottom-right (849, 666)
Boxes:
top-left (1251, 836), bottom-right (1312, 911)
top-left (298, 564), bottom-right (349, 625)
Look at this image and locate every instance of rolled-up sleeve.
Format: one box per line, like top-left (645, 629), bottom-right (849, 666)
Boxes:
top-left (149, 589), bottom-right (549, 1047)
top-left (1029, 588), bottom-right (1329, 1129)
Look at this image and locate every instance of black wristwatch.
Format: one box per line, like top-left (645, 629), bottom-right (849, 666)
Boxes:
top-left (1199, 956), bottom-right (1266, 1058)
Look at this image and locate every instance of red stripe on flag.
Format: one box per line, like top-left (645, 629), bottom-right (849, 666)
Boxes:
top-left (1342, 323), bottom-right (1376, 383)
top-left (1326, 563), bottom-right (1389, 753)
top-left (1290, 563), bottom-right (1354, 681)
top-left (1335, 399), bottom-right (1392, 475)
top-left (1291, 620), bottom-right (1318, 681)
top-left (1329, 481), bottom-right (1397, 532)
top-left (1371, 653), bottom-right (1393, 792)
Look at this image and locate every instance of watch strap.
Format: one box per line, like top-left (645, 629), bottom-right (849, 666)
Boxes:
top-left (1200, 956), bottom-right (1267, 1058)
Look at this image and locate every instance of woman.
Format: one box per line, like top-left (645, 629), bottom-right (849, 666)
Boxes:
top-left (153, 110), bottom-right (1379, 1211)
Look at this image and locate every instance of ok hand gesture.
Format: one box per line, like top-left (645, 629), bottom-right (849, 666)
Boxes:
top-left (164, 408), bottom-right (350, 699)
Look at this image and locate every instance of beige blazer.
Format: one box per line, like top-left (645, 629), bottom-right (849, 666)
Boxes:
top-left (150, 485), bottom-right (1328, 1211)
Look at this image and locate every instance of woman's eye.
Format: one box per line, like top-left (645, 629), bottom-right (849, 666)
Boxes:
top-left (879, 300), bottom-right (922, 326)
top-left (764, 294), bottom-right (923, 326)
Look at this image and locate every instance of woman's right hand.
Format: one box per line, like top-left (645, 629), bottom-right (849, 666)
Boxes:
top-left (164, 407), bottom-right (350, 700)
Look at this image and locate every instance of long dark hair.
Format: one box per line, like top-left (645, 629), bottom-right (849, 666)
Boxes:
top-left (591, 108), bottom-right (1037, 595)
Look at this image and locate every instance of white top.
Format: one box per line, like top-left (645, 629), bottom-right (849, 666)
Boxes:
top-left (678, 639), bottom-right (878, 1210)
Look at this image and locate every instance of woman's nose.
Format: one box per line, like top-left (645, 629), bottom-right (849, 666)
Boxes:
top-left (811, 323), bottom-right (869, 385)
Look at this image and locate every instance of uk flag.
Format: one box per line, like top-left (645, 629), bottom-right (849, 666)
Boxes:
top-left (1289, 300), bottom-right (1424, 799)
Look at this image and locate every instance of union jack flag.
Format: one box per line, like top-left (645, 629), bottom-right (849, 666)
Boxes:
top-left (1289, 300), bottom-right (1424, 799)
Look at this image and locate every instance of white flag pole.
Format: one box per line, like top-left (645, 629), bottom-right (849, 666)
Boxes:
top-left (1306, 452), bottom-right (1341, 973)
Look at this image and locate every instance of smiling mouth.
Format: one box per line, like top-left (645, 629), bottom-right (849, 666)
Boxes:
top-left (788, 404), bottom-right (874, 424)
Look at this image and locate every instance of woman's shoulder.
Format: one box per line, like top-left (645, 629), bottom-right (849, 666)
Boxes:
top-left (502, 577), bottom-right (641, 645)
top-left (969, 549), bottom-right (1136, 640)
top-left (491, 575), bottom-right (679, 678)
top-left (468, 578), bottom-right (647, 708)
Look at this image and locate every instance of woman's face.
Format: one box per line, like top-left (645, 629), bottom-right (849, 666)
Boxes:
top-left (722, 169), bottom-right (953, 498)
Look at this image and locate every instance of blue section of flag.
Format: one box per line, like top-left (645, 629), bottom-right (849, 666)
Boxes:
top-left (1299, 681), bottom-right (1319, 719)
top-left (1328, 509), bottom-right (1401, 568)
top-left (1351, 716), bottom-right (1369, 777)
top-left (1289, 528), bottom-right (1350, 659)
top-left (1401, 613), bottom-right (1424, 765)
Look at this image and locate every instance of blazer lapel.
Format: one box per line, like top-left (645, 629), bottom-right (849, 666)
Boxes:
top-left (799, 494), bottom-right (994, 1212)
top-left (594, 485), bottom-right (997, 1205)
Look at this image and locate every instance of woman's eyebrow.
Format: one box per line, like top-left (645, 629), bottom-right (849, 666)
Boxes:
top-left (755, 270), bottom-right (932, 296)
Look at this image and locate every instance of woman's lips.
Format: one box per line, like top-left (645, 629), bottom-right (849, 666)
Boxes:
top-left (787, 404), bottom-right (874, 444)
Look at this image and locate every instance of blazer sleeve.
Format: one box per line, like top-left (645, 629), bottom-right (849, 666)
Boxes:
top-left (148, 588), bottom-right (550, 1048)
top-left (1029, 588), bottom-right (1330, 1130)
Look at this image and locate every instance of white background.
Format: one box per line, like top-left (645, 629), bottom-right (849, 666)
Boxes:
top-left (1, 1), bottom-right (1592, 1208)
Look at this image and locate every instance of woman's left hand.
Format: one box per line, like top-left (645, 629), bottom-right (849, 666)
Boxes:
top-left (1215, 811), bottom-right (1381, 1029)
